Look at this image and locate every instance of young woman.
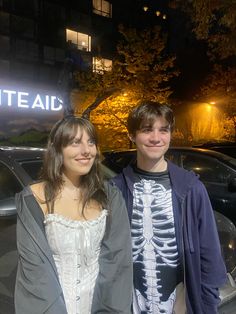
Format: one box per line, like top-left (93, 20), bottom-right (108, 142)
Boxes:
top-left (14, 116), bottom-right (132, 314)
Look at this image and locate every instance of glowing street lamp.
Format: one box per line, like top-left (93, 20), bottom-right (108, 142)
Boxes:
top-left (206, 104), bottom-right (212, 111)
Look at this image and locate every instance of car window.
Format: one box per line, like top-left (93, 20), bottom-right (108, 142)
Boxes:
top-left (211, 147), bottom-right (236, 159)
top-left (0, 162), bottom-right (22, 200)
top-left (166, 150), bottom-right (179, 164)
top-left (19, 160), bottom-right (42, 180)
top-left (180, 153), bottom-right (233, 184)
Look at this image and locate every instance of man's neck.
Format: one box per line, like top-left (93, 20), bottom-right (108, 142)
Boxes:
top-left (137, 157), bottom-right (167, 173)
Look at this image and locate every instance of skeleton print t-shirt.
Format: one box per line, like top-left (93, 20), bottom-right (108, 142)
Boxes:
top-left (131, 166), bottom-right (182, 314)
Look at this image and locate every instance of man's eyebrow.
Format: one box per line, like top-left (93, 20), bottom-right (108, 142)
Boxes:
top-left (161, 125), bottom-right (171, 129)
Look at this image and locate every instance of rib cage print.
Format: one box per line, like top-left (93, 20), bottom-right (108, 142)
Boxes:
top-left (132, 178), bottom-right (179, 314)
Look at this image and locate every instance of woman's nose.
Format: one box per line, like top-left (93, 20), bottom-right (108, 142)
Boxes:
top-left (80, 143), bottom-right (90, 155)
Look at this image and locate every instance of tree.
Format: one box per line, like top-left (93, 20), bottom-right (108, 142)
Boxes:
top-left (171, 0), bottom-right (236, 60)
top-left (75, 25), bottom-right (178, 112)
top-left (74, 25), bottom-right (178, 148)
top-left (198, 64), bottom-right (236, 141)
top-left (169, 0), bottom-right (236, 141)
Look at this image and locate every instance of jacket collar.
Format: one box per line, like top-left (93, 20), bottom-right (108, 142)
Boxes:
top-left (122, 159), bottom-right (199, 201)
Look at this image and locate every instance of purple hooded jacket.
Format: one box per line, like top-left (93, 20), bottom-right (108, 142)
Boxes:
top-left (111, 160), bottom-right (227, 314)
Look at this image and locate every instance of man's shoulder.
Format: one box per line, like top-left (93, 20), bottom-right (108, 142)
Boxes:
top-left (167, 160), bottom-right (201, 194)
top-left (167, 160), bottom-right (197, 177)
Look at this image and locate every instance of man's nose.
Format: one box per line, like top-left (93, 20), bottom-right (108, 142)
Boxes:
top-left (149, 130), bottom-right (161, 142)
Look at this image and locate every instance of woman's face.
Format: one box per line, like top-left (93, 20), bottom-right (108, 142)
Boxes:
top-left (62, 127), bottom-right (97, 179)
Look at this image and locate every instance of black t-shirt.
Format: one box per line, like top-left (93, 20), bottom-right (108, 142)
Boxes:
top-left (131, 165), bottom-right (182, 314)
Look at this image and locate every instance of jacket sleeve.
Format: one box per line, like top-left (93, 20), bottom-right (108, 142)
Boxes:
top-left (195, 182), bottom-right (227, 313)
top-left (14, 192), bottom-right (67, 314)
top-left (91, 183), bottom-right (133, 314)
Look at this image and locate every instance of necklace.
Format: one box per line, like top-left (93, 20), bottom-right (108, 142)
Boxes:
top-left (63, 186), bottom-right (81, 201)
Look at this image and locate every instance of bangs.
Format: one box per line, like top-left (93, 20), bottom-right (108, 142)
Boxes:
top-left (61, 122), bottom-right (79, 147)
top-left (60, 118), bottom-right (98, 147)
top-left (138, 113), bottom-right (157, 129)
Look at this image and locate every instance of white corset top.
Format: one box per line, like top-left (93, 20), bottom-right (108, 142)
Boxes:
top-left (44, 210), bottom-right (108, 314)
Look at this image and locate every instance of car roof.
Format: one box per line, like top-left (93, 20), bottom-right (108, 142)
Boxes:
top-left (0, 146), bottom-right (45, 161)
top-left (102, 146), bottom-right (236, 168)
top-left (103, 146), bottom-right (232, 158)
top-left (169, 146), bottom-right (235, 159)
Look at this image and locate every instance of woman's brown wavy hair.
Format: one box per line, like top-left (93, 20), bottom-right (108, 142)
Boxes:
top-left (40, 115), bottom-right (107, 216)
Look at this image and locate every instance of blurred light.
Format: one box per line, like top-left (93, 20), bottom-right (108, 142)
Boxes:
top-left (209, 101), bottom-right (216, 105)
top-left (123, 92), bottom-right (128, 96)
top-left (206, 104), bottom-right (212, 111)
top-left (162, 14), bottom-right (167, 20)
top-left (228, 243), bottom-right (233, 249)
top-left (143, 6), bottom-right (149, 12)
top-left (156, 10), bottom-right (161, 16)
top-left (82, 41), bottom-right (86, 46)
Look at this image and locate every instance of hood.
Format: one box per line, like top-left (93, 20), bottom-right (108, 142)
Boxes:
top-left (167, 160), bottom-right (199, 201)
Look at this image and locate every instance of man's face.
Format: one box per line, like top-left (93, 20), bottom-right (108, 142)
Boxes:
top-left (132, 116), bottom-right (171, 171)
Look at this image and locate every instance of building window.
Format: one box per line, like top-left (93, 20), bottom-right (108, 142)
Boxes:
top-left (11, 16), bottom-right (35, 38)
top-left (0, 35), bottom-right (9, 58)
top-left (0, 59), bottom-right (9, 76)
top-left (93, 0), bottom-right (112, 18)
top-left (44, 46), bottom-right (65, 65)
top-left (93, 57), bottom-right (112, 73)
top-left (66, 29), bottom-right (91, 52)
top-left (15, 39), bottom-right (38, 62)
top-left (0, 11), bottom-right (10, 33)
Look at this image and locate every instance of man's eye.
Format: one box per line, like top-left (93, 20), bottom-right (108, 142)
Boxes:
top-left (141, 128), bottom-right (152, 133)
top-left (88, 139), bottom-right (95, 145)
top-left (160, 128), bottom-right (170, 133)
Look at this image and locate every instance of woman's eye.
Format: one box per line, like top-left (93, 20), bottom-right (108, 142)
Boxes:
top-left (70, 139), bottom-right (80, 146)
top-left (71, 141), bottom-right (79, 146)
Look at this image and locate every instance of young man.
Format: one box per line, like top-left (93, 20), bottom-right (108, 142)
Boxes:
top-left (111, 101), bottom-right (227, 314)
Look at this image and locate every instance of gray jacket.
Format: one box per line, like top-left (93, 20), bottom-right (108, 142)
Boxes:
top-left (14, 183), bottom-right (133, 314)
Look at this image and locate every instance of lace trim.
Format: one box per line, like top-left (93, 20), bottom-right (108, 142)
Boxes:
top-left (44, 210), bottom-right (108, 228)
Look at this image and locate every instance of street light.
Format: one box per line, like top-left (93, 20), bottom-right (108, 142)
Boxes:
top-left (206, 104), bottom-right (212, 111)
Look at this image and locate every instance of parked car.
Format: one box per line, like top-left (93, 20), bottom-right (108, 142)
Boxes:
top-left (0, 146), bottom-right (114, 314)
top-left (193, 142), bottom-right (236, 158)
top-left (102, 147), bottom-right (236, 226)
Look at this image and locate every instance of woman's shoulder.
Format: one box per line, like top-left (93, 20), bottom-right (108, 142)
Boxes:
top-left (30, 181), bottom-right (45, 198)
top-left (29, 181), bottom-right (47, 210)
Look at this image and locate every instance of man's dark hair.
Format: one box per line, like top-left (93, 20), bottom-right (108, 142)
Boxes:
top-left (127, 101), bottom-right (175, 135)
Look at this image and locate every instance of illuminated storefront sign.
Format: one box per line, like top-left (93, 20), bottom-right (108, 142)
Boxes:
top-left (0, 88), bottom-right (63, 111)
